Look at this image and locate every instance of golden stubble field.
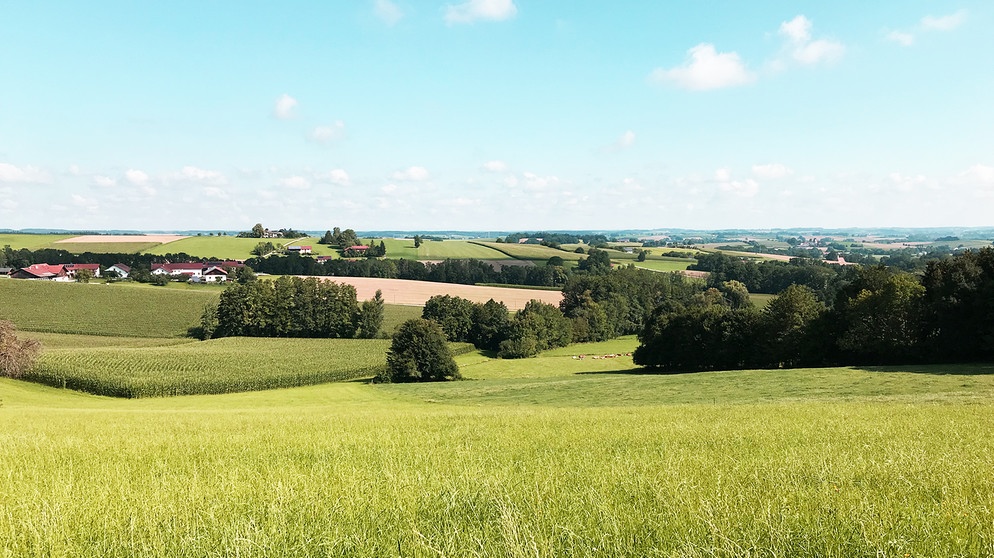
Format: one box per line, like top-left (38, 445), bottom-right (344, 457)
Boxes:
top-left (305, 276), bottom-right (563, 310)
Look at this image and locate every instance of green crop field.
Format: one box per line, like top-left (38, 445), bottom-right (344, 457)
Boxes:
top-left (144, 236), bottom-right (285, 259)
top-left (2, 344), bottom-right (993, 555)
top-left (472, 241), bottom-right (584, 261)
top-left (26, 336), bottom-right (392, 397)
top-left (632, 259), bottom-right (694, 272)
top-left (417, 240), bottom-right (511, 260)
top-left (0, 233), bottom-right (72, 250)
top-left (51, 241), bottom-right (162, 254)
top-left (0, 279), bottom-right (217, 337)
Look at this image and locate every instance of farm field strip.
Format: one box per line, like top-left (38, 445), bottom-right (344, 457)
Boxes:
top-left (27, 337), bottom-right (392, 398)
top-left (470, 241), bottom-right (584, 261)
top-left (632, 260), bottom-right (694, 272)
top-left (307, 276), bottom-right (563, 309)
top-left (49, 242), bottom-right (162, 254)
top-left (0, 280), bottom-right (217, 338)
top-left (0, 233), bottom-right (75, 250)
top-left (56, 234), bottom-right (188, 244)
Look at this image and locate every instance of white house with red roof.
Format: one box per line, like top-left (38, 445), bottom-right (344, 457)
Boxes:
top-left (287, 245), bottom-right (312, 254)
top-left (12, 264), bottom-right (71, 281)
top-left (64, 263), bottom-right (101, 279)
top-left (105, 263), bottom-right (131, 278)
top-left (151, 263), bottom-right (207, 278)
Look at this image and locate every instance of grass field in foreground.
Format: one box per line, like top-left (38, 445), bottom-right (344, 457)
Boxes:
top-left (26, 336), bottom-right (393, 397)
top-left (633, 259), bottom-right (694, 272)
top-left (2, 354), bottom-right (993, 556)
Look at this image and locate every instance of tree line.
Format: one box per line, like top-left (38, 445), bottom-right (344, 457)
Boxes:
top-left (199, 276), bottom-right (383, 340)
top-left (635, 248), bottom-right (994, 370)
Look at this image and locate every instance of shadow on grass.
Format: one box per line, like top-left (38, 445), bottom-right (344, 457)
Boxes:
top-left (577, 367), bottom-right (705, 376)
top-left (858, 363), bottom-right (994, 376)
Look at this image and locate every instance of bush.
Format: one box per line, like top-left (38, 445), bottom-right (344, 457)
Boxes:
top-left (0, 320), bottom-right (41, 379)
top-left (381, 319), bottom-right (460, 382)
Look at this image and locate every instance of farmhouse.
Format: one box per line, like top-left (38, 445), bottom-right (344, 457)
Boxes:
top-left (151, 263), bottom-right (207, 278)
top-left (105, 263), bottom-right (131, 278)
top-left (343, 245), bottom-right (369, 258)
top-left (316, 256), bottom-right (334, 263)
top-left (65, 263), bottom-right (101, 279)
top-left (197, 266), bottom-right (229, 283)
top-left (287, 245), bottom-right (312, 254)
top-left (12, 264), bottom-right (71, 281)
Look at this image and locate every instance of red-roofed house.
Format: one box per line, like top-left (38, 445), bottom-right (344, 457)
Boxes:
top-left (287, 245), bottom-right (312, 254)
top-left (12, 264), bottom-right (70, 281)
top-left (343, 245), bottom-right (369, 258)
top-left (152, 263), bottom-right (206, 278)
top-left (105, 263), bottom-right (131, 278)
top-left (65, 263), bottom-right (101, 279)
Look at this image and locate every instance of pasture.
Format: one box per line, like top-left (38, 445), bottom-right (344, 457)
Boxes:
top-left (472, 241), bottom-right (585, 261)
top-left (0, 279), bottom-right (216, 337)
top-left (0, 233), bottom-right (72, 250)
top-left (144, 235), bottom-right (284, 259)
top-left (633, 259), bottom-right (694, 273)
top-left (1, 349), bottom-right (992, 556)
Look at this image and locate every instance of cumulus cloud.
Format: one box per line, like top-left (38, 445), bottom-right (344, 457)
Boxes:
top-left (280, 175), bottom-right (311, 189)
top-left (521, 172), bottom-right (561, 190)
top-left (92, 175), bottom-right (116, 187)
top-left (960, 164), bottom-right (994, 184)
top-left (778, 15), bottom-right (845, 65)
top-left (274, 94), bottom-right (298, 119)
top-left (715, 168), bottom-right (759, 197)
top-left (391, 166), bottom-right (430, 181)
top-left (922, 10), bottom-right (967, 31)
top-left (310, 121), bottom-right (346, 143)
top-left (615, 130), bottom-right (636, 149)
top-left (885, 30), bottom-right (915, 46)
top-left (752, 163), bottom-right (793, 179)
top-left (71, 194), bottom-right (99, 211)
top-left (0, 162), bottom-right (49, 183)
top-left (174, 166), bottom-right (227, 185)
top-left (444, 0), bottom-right (517, 25)
top-left (373, 0), bottom-right (403, 25)
top-left (482, 160), bottom-right (508, 172)
top-left (650, 44), bottom-right (755, 91)
top-left (125, 169), bottom-right (149, 186)
top-left (318, 169), bottom-right (351, 186)
top-left (887, 172), bottom-right (927, 192)
top-left (203, 187), bottom-right (228, 199)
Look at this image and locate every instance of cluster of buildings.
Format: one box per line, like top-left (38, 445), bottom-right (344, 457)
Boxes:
top-left (1, 261), bottom-right (245, 283)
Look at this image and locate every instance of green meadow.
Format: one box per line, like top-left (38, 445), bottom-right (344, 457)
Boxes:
top-left (3, 276), bottom-right (994, 555)
top-left (51, 241), bottom-right (163, 254)
top-left (0, 233), bottom-right (73, 250)
top-left (2, 351), bottom-right (993, 556)
top-left (144, 236), bottom-right (286, 259)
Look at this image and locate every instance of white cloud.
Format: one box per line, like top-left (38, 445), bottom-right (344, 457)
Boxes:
top-left (752, 163), bottom-right (793, 179)
top-left (922, 10), bottom-right (967, 31)
top-left (318, 169), bottom-right (351, 186)
top-left (381, 184), bottom-right (398, 194)
top-left (444, 0), bottom-right (517, 25)
top-left (779, 15), bottom-right (812, 43)
top-left (778, 15), bottom-right (845, 65)
top-left (715, 168), bottom-right (759, 197)
top-left (885, 30), bottom-right (915, 47)
top-left (274, 94), bottom-right (298, 119)
top-left (0, 163), bottom-right (49, 183)
top-left (71, 194), bottom-right (99, 211)
top-left (521, 172), bottom-right (561, 190)
top-left (482, 160), bottom-right (508, 172)
top-left (650, 44), bottom-right (755, 91)
top-left (310, 121), bottom-right (346, 143)
top-left (616, 130), bottom-right (636, 149)
top-left (68, 164), bottom-right (82, 176)
top-left (793, 39), bottom-right (845, 65)
top-left (125, 169), bottom-right (149, 186)
top-left (175, 166), bottom-right (227, 185)
top-left (203, 187), bottom-right (228, 199)
top-left (960, 164), bottom-right (994, 184)
top-left (391, 166), bottom-right (430, 181)
top-left (92, 175), bottom-right (116, 187)
top-left (714, 168), bottom-right (732, 182)
top-left (888, 172), bottom-right (927, 192)
top-left (280, 175), bottom-right (311, 189)
top-left (374, 0), bottom-right (403, 25)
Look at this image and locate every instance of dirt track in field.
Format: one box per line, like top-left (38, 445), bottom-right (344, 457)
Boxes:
top-left (301, 276), bottom-right (563, 310)
top-left (56, 235), bottom-right (188, 244)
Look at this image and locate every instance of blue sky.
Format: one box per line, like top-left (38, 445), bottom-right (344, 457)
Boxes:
top-left (1, 0), bottom-right (992, 231)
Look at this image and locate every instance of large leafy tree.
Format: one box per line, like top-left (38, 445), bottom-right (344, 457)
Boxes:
top-left (383, 319), bottom-right (460, 382)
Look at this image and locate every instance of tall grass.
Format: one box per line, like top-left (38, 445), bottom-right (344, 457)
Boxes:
top-left (1, 379), bottom-right (991, 556)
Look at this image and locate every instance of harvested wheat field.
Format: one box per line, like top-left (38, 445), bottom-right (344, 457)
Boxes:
top-left (55, 234), bottom-right (188, 244)
top-left (307, 276), bottom-right (562, 309)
